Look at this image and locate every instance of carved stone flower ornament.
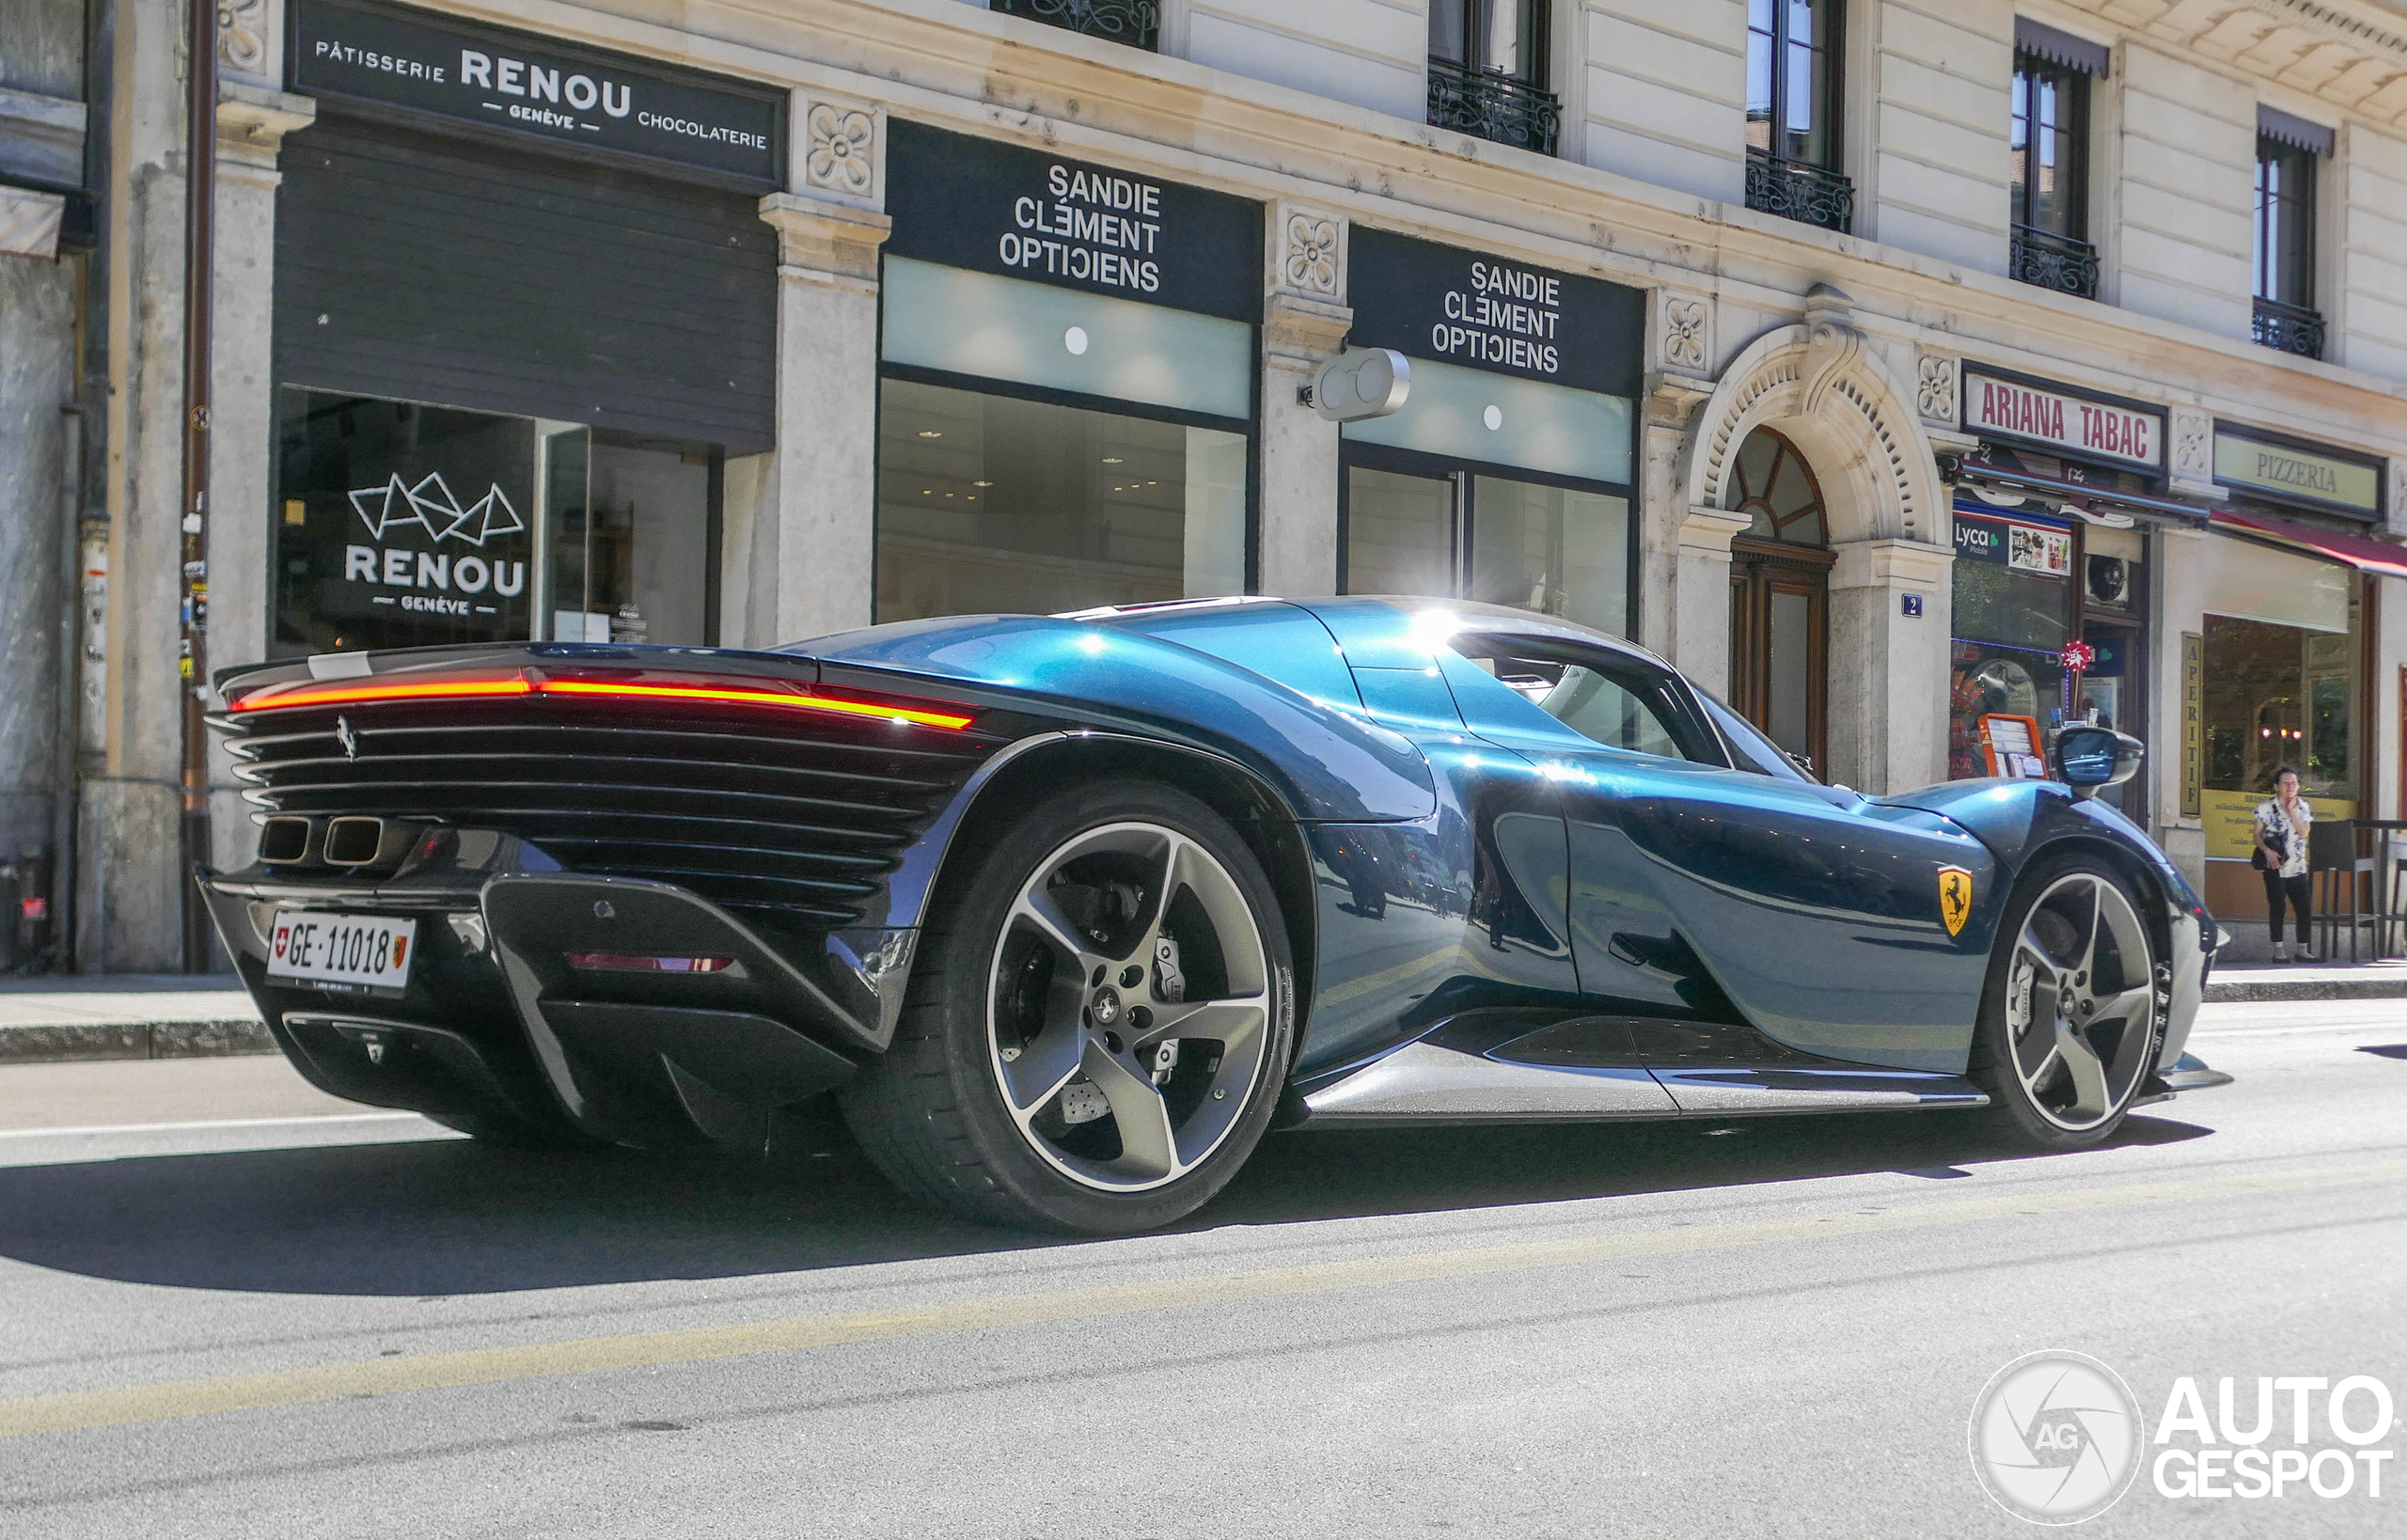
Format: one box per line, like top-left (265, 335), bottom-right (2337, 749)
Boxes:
top-left (807, 105), bottom-right (875, 196)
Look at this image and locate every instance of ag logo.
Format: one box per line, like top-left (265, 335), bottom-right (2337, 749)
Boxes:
top-left (1969, 1350), bottom-right (2143, 1525)
top-left (1937, 865), bottom-right (1974, 937)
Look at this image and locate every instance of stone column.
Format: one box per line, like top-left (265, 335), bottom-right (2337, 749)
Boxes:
top-left (1257, 206), bottom-right (1348, 597)
top-left (1640, 376), bottom-right (1710, 657)
top-left (748, 94), bottom-right (889, 647)
top-left (2148, 523), bottom-right (2209, 893)
top-left (1669, 505), bottom-right (1750, 697)
top-left (1827, 537), bottom-right (1952, 794)
top-left (81, 0), bottom-right (203, 970)
top-left (205, 83), bottom-right (314, 873)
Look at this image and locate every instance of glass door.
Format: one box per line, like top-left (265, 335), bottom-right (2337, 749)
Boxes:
top-left (539, 428), bottom-right (718, 644)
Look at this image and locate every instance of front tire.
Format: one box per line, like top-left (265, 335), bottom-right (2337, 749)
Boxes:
top-left (842, 778), bottom-right (1295, 1233)
top-left (1970, 856), bottom-right (2162, 1149)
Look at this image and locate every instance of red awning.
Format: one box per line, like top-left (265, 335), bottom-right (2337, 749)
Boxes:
top-left (2210, 506), bottom-right (2407, 581)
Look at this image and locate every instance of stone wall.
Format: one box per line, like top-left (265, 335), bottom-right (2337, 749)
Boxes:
top-left (1570, 0), bottom-right (1747, 203)
top-left (2115, 42), bottom-right (2256, 342)
top-left (1859, 0), bottom-right (2013, 273)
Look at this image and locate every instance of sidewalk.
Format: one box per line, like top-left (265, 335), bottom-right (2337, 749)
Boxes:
top-left (0, 974), bottom-right (271, 1064)
top-left (2205, 959), bottom-right (2407, 1003)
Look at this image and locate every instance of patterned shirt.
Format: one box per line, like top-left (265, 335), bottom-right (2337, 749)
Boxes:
top-left (2256, 796), bottom-right (2313, 880)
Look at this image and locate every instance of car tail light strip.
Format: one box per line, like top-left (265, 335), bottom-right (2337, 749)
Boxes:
top-left (227, 671), bottom-right (973, 730)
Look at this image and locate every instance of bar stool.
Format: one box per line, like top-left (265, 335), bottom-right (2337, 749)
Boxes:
top-left (2311, 820), bottom-right (2378, 962)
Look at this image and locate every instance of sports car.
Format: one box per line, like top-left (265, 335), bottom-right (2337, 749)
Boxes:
top-left (201, 596), bottom-right (2231, 1233)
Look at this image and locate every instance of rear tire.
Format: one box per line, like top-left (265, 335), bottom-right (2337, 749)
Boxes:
top-left (1969, 854), bottom-right (2162, 1150)
top-left (842, 778), bottom-right (1295, 1234)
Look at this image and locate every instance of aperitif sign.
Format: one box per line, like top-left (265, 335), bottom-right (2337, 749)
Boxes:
top-left (1962, 369), bottom-right (2163, 470)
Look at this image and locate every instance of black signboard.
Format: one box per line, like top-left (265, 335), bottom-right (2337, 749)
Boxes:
top-left (885, 120), bottom-right (1262, 322)
top-left (290, 0), bottom-right (783, 189)
top-left (1346, 228), bottom-right (1644, 399)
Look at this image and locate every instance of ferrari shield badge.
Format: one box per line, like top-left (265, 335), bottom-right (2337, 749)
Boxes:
top-left (1937, 866), bottom-right (1974, 938)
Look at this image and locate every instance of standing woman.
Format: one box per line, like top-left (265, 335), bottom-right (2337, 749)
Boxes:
top-left (2255, 766), bottom-right (2315, 962)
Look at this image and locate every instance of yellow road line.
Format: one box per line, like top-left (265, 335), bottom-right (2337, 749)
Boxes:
top-left (6, 1156), bottom-right (2403, 1440)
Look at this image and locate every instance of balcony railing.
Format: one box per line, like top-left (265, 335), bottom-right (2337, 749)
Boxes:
top-left (2009, 225), bottom-right (2100, 300)
top-left (990, 0), bottom-right (1158, 51)
top-left (1745, 149), bottom-right (1853, 234)
top-left (1426, 57), bottom-right (1561, 157)
top-left (2253, 296), bottom-right (2326, 360)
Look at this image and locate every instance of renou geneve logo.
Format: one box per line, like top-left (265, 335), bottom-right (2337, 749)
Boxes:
top-left (342, 473), bottom-right (527, 612)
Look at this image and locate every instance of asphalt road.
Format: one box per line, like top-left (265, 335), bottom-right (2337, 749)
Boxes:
top-left (0, 1000), bottom-right (2400, 1538)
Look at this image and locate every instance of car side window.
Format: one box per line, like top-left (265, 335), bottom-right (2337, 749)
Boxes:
top-left (1449, 634), bottom-right (1721, 764)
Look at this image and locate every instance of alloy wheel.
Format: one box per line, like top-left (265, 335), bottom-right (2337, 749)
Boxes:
top-left (985, 821), bottom-right (1273, 1192)
top-left (2004, 872), bottom-right (2157, 1133)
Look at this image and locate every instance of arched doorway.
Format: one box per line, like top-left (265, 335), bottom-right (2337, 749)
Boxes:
top-left (1726, 429), bottom-right (1831, 774)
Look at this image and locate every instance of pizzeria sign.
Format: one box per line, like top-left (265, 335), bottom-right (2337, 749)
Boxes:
top-left (1962, 369), bottom-right (2163, 471)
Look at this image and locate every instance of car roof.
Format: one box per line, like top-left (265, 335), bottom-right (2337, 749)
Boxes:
top-left (1067, 593), bottom-right (1679, 675)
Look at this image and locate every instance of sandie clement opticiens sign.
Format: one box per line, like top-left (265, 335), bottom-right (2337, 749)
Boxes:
top-left (289, 0), bottom-right (784, 186)
top-left (1345, 228), bottom-right (1644, 400)
top-left (885, 120), bottom-right (1264, 323)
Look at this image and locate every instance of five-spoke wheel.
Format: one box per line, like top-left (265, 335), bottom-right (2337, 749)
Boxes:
top-left (989, 822), bottom-right (1275, 1192)
top-left (1974, 859), bottom-right (2161, 1147)
top-left (842, 779), bottom-right (1293, 1233)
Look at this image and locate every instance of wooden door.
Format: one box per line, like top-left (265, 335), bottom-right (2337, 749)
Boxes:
top-left (1729, 541), bottom-right (1833, 777)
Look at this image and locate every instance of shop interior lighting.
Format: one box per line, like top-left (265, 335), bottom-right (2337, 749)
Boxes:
top-left (228, 672), bottom-right (975, 730)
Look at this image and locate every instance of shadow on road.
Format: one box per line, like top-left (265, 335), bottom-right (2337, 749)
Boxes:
top-left (2355, 1044), bottom-right (2407, 1060)
top-left (0, 1105), bottom-right (2215, 1297)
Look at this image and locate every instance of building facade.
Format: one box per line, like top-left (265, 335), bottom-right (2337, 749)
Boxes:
top-left (8, 0), bottom-right (2407, 969)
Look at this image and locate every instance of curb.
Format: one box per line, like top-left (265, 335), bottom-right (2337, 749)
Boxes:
top-left (2205, 977), bottom-right (2407, 1003)
top-left (0, 1020), bottom-right (277, 1065)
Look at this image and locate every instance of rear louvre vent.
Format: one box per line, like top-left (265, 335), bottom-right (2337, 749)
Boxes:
top-left (223, 698), bottom-right (999, 931)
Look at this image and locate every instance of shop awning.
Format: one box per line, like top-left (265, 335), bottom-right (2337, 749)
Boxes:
top-left (1941, 452), bottom-right (2212, 526)
top-left (2210, 506), bottom-right (2407, 580)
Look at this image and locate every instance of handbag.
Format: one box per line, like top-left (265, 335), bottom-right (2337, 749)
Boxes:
top-left (2253, 812), bottom-right (2288, 872)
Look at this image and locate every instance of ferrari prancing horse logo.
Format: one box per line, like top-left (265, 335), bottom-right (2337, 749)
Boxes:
top-left (1937, 866), bottom-right (1974, 938)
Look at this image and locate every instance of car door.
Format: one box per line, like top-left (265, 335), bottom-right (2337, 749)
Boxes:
top-left (1436, 630), bottom-right (1998, 1074)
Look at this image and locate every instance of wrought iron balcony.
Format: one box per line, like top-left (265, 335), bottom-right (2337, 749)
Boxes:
top-left (2253, 296), bottom-right (2326, 360)
top-left (1426, 57), bottom-right (1561, 156)
top-left (1745, 149), bottom-right (1853, 233)
top-left (2009, 225), bottom-right (2100, 299)
top-left (990, 0), bottom-right (1158, 51)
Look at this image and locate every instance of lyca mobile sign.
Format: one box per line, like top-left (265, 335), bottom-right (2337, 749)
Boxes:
top-left (291, 0), bottom-right (784, 188)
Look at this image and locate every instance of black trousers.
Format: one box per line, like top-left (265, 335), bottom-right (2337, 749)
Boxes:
top-left (2262, 870), bottom-right (2312, 944)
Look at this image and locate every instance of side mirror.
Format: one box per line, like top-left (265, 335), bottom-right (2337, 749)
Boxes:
top-left (2053, 725), bottom-right (2144, 800)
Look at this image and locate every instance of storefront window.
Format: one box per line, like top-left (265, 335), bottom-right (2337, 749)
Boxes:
top-left (275, 391), bottom-right (535, 653)
top-left (875, 379), bottom-right (1246, 622)
top-left (2203, 616), bottom-right (2356, 798)
top-left (1339, 455), bottom-right (1630, 636)
top-left (1948, 508), bottom-right (2075, 779)
top-left (273, 388), bottom-right (716, 654)
top-left (2199, 536), bottom-right (2359, 857)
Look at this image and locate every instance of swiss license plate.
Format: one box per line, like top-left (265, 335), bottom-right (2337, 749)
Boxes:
top-left (266, 910), bottom-right (417, 989)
